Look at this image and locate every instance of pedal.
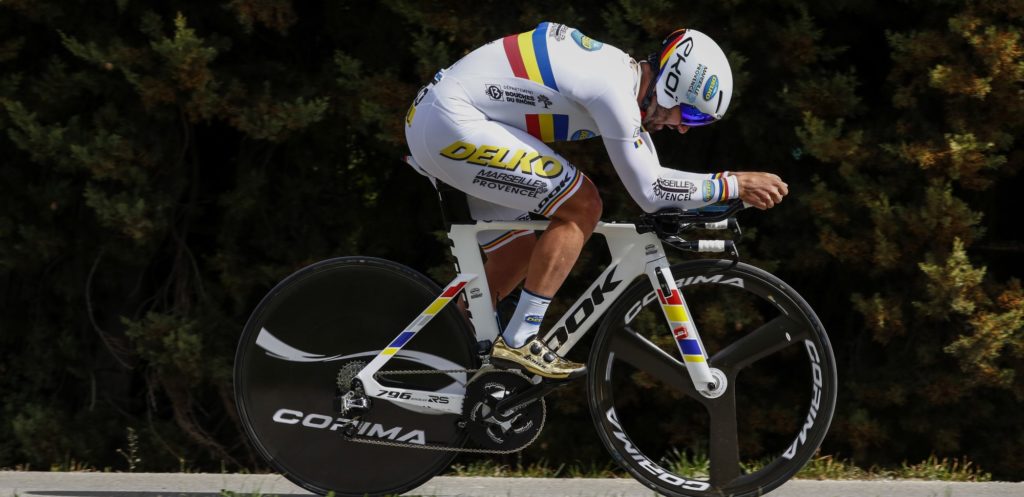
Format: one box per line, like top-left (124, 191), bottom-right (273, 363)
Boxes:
top-left (492, 378), bottom-right (568, 414)
top-left (476, 339), bottom-right (493, 355)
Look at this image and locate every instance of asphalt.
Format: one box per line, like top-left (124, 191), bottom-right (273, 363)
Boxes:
top-left (1, 472), bottom-right (1022, 497)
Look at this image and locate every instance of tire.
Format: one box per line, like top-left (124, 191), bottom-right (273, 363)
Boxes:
top-left (234, 257), bottom-right (478, 496)
top-left (588, 260), bottom-right (837, 497)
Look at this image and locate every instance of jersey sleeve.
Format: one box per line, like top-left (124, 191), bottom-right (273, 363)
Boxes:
top-left (582, 85), bottom-right (739, 213)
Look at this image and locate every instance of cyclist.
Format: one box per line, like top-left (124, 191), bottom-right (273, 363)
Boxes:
top-left (404, 22), bottom-right (788, 380)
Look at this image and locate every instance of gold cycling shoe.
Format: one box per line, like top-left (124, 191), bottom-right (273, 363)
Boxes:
top-left (490, 336), bottom-right (587, 380)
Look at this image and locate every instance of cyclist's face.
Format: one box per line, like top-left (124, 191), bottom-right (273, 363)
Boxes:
top-left (642, 101), bottom-right (690, 135)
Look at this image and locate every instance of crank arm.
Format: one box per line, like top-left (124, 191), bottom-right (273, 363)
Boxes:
top-left (492, 378), bottom-right (569, 417)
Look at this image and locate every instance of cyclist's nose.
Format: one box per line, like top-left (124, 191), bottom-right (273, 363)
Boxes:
top-left (658, 105), bottom-right (688, 134)
top-left (662, 105), bottom-right (681, 123)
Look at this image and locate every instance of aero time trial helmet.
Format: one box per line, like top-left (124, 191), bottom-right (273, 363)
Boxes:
top-left (647, 28), bottom-right (733, 127)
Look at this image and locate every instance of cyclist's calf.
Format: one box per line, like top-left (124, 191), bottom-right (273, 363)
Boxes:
top-left (523, 177), bottom-right (602, 297)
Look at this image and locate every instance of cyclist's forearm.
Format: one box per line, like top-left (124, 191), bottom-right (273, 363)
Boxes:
top-left (603, 137), bottom-right (740, 212)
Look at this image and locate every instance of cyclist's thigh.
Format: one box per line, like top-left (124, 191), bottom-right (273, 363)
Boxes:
top-left (464, 197), bottom-right (534, 254)
top-left (408, 107), bottom-right (585, 219)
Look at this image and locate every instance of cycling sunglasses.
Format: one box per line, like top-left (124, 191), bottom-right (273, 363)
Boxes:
top-left (679, 103), bottom-right (718, 127)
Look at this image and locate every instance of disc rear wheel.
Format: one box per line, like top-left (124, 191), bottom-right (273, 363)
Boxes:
top-left (234, 257), bottom-right (477, 496)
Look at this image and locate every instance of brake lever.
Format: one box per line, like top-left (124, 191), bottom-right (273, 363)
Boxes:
top-left (723, 239), bottom-right (740, 272)
top-left (728, 218), bottom-right (742, 237)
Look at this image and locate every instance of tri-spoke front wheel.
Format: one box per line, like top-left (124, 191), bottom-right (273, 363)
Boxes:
top-left (588, 260), bottom-right (836, 497)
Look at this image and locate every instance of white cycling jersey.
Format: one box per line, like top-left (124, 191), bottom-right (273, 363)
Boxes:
top-left (405, 22), bottom-right (738, 251)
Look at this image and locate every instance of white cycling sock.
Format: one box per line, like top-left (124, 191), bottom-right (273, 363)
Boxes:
top-left (502, 289), bottom-right (551, 348)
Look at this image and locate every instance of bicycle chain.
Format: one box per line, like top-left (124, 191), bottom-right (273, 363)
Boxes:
top-left (345, 367), bottom-right (546, 454)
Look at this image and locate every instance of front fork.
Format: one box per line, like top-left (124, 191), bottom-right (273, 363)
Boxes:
top-left (646, 262), bottom-right (725, 396)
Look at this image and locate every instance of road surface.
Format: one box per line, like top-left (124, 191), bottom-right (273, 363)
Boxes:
top-left (1, 472), bottom-right (1022, 497)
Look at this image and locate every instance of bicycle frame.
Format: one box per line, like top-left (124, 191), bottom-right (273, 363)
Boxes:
top-left (356, 219), bottom-right (718, 415)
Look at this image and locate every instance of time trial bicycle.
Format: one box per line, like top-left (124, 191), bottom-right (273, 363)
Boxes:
top-left (234, 169), bottom-right (837, 497)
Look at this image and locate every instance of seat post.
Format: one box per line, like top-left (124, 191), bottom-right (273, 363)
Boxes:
top-left (434, 180), bottom-right (474, 230)
top-left (402, 155), bottom-right (474, 230)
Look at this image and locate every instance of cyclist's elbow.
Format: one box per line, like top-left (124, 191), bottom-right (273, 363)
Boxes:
top-left (633, 195), bottom-right (661, 214)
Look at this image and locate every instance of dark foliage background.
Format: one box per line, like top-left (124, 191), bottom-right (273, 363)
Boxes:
top-left (1, 0), bottom-right (1021, 479)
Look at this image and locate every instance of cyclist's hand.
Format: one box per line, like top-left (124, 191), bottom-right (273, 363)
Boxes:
top-left (734, 172), bottom-right (788, 210)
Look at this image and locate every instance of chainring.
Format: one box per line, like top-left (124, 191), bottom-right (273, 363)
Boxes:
top-left (463, 370), bottom-right (545, 450)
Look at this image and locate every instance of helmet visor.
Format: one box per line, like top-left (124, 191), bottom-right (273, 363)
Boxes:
top-left (679, 104), bottom-right (718, 127)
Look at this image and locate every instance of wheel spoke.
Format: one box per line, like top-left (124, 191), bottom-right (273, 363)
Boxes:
top-left (707, 389), bottom-right (740, 487)
top-left (592, 265), bottom-right (835, 497)
top-left (711, 316), bottom-right (805, 371)
top-left (610, 327), bottom-right (699, 398)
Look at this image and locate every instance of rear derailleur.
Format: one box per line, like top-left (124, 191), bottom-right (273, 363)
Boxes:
top-left (334, 361), bottom-right (371, 436)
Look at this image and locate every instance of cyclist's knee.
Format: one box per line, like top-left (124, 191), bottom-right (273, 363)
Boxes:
top-left (553, 177), bottom-right (602, 228)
